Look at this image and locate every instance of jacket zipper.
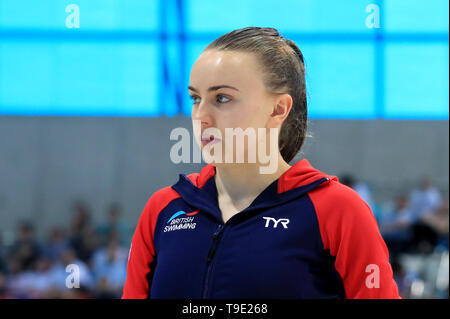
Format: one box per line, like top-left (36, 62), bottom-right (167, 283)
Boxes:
top-left (202, 223), bottom-right (225, 298)
top-left (199, 177), bottom-right (331, 298)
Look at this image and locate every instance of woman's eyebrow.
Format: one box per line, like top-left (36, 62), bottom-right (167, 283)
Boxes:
top-left (188, 85), bottom-right (240, 93)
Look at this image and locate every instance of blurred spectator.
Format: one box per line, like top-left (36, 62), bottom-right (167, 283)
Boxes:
top-left (19, 256), bottom-right (57, 298)
top-left (68, 202), bottom-right (99, 263)
top-left (420, 198), bottom-right (449, 250)
top-left (380, 194), bottom-right (415, 255)
top-left (97, 203), bottom-right (131, 247)
top-left (390, 257), bottom-right (408, 298)
top-left (93, 277), bottom-right (120, 299)
top-left (406, 179), bottom-right (443, 254)
top-left (0, 273), bottom-right (7, 298)
top-left (91, 239), bottom-right (128, 298)
top-left (409, 176), bottom-right (442, 220)
top-left (5, 257), bottom-right (31, 298)
top-left (1, 203), bottom-right (132, 298)
top-left (70, 201), bottom-right (91, 234)
top-left (61, 247), bottom-right (94, 290)
top-left (43, 227), bottom-right (70, 261)
top-left (0, 235), bottom-right (5, 274)
top-left (8, 221), bottom-right (41, 272)
top-left (0, 239), bottom-right (5, 298)
top-left (340, 174), bottom-right (375, 211)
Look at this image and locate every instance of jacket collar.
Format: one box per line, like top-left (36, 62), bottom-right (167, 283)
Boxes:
top-left (171, 158), bottom-right (338, 223)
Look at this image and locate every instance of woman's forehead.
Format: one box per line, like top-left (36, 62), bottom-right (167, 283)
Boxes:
top-left (197, 50), bottom-right (254, 68)
top-left (190, 50), bottom-right (264, 91)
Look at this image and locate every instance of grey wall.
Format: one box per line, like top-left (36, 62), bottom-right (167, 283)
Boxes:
top-left (0, 116), bottom-right (448, 240)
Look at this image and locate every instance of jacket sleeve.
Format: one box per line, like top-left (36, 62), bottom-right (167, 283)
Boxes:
top-left (122, 186), bottom-right (178, 299)
top-left (309, 181), bottom-right (401, 299)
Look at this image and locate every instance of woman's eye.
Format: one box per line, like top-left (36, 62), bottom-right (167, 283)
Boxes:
top-left (217, 95), bottom-right (230, 104)
top-left (189, 94), bottom-right (231, 105)
top-left (190, 95), bottom-right (200, 104)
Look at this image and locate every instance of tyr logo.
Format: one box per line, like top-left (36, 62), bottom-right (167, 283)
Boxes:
top-left (262, 217), bottom-right (290, 229)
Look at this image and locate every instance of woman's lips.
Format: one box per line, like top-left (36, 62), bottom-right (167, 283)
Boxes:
top-left (201, 136), bottom-right (221, 147)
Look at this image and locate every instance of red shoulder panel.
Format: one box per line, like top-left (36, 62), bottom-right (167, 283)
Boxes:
top-left (122, 186), bottom-right (180, 298)
top-left (308, 180), bottom-right (401, 299)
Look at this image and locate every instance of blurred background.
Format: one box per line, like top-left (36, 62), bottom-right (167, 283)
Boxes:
top-left (0, 0), bottom-right (448, 299)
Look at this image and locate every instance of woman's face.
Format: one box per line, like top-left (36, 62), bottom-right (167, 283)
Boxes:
top-left (189, 49), bottom-right (289, 166)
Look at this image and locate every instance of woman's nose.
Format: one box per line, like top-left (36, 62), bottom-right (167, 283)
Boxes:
top-left (192, 101), bottom-right (213, 124)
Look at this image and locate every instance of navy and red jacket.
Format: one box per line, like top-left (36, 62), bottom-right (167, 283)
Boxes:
top-left (122, 158), bottom-right (400, 299)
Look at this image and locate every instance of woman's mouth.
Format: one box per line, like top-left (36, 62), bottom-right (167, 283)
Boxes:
top-left (201, 135), bottom-right (221, 147)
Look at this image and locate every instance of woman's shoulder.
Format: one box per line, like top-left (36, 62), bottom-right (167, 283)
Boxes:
top-left (145, 184), bottom-right (179, 207)
top-left (143, 168), bottom-right (201, 206)
top-left (308, 179), bottom-right (374, 220)
top-left (308, 179), bottom-right (382, 250)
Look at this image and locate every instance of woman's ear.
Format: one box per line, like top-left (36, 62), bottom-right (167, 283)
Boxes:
top-left (270, 94), bottom-right (293, 124)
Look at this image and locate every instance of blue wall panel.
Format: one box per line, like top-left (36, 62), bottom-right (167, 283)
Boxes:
top-left (0, 0), bottom-right (448, 119)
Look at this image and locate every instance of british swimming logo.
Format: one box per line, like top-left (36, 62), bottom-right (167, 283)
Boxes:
top-left (164, 209), bottom-right (199, 232)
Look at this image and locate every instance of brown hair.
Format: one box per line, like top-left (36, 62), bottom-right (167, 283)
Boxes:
top-left (204, 27), bottom-right (307, 163)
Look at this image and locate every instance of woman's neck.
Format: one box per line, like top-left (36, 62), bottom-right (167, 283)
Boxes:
top-left (214, 153), bottom-right (292, 209)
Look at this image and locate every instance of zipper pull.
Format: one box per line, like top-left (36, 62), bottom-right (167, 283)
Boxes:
top-left (213, 224), bottom-right (224, 237)
top-left (206, 224), bottom-right (224, 263)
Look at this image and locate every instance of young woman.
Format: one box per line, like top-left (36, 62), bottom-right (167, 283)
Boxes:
top-left (122, 27), bottom-right (400, 299)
